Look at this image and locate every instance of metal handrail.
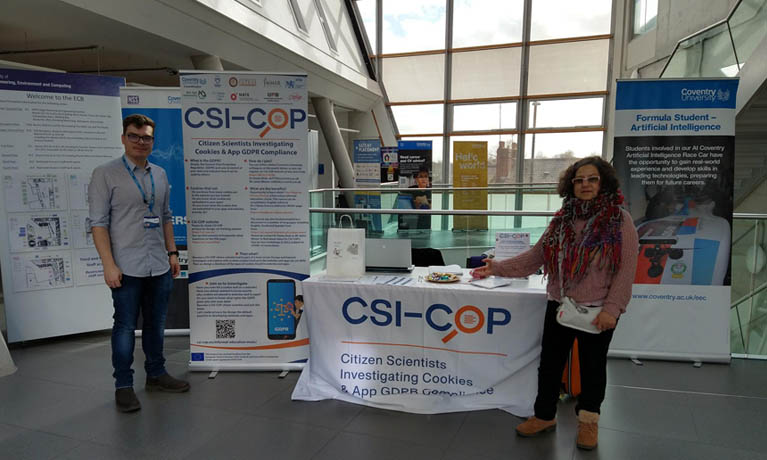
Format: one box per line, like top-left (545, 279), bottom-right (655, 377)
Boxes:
top-left (659, 0), bottom-right (747, 76)
top-left (731, 280), bottom-right (767, 309)
top-left (734, 213), bottom-right (767, 220)
top-left (310, 207), bottom-right (555, 216)
top-left (310, 184), bottom-right (558, 193)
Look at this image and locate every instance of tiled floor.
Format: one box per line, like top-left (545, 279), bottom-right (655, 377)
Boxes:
top-left (2, 331), bottom-right (767, 459)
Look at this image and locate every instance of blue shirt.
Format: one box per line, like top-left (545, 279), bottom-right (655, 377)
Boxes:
top-left (88, 155), bottom-right (173, 277)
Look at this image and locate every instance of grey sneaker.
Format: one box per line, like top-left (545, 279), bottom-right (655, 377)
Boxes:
top-left (115, 387), bottom-right (141, 412)
top-left (145, 373), bottom-right (190, 393)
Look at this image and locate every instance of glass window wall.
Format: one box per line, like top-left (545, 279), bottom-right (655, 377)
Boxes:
top-left (527, 39), bottom-right (610, 95)
top-left (450, 47), bottom-right (522, 100)
top-left (452, 0), bottom-right (524, 48)
top-left (390, 104), bottom-right (444, 135)
top-left (527, 98), bottom-right (603, 129)
top-left (382, 54), bottom-right (445, 102)
top-left (531, 0), bottom-right (612, 40)
top-left (382, 0), bottom-right (446, 53)
top-left (356, 0), bottom-right (377, 53)
top-left (453, 102), bottom-right (516, 132)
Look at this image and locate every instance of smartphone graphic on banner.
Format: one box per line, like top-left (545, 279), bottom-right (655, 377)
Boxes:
top-left (266, 279), bottom-right (296, 340)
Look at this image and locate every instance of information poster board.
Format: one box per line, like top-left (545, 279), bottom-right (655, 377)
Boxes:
top-left (397, 140), bottom-right (432, 231)
top-left (0, 69), bottom-right (124, 342)
top-left (611, 78), bottom-right (738, 363)
top-left (352, 139), bottom-right (382, 233)
top-left (381, 146), bottom-right (398, 183)
top-left (453, 141), bottom-right (488, 231)
top-left (181, 71), bottom-right (310, 370)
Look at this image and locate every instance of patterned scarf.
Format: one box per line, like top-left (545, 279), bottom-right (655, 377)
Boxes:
top-left (541, 190), bottom-right (625, 288)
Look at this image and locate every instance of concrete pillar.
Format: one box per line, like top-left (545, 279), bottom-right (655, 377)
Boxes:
top-left (311, 97), bottom-right (355, 207)
top-left (190, 55), bottom-right (224, 71)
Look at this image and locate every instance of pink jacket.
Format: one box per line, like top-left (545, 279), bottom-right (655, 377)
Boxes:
top-left (492, 209), bottom-right (639, 318)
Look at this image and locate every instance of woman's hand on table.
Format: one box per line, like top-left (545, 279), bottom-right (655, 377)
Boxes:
top-left (470, 258), bottom-right (494, 279)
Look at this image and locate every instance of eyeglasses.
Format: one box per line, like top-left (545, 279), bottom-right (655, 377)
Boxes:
top-left (571, 175), bottom-right (600, 186)
top-left (125, 133), bottom-right (155, 144)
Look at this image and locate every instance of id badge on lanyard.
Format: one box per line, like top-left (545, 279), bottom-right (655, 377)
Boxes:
top-left (123, 157), bottom-right (158, 230)
top-left (143, 215), bottom-right (160, 228)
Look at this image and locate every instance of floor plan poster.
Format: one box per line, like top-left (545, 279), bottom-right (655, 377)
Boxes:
top-left (67, 174), bottom-right (90, 210)
top-left (69, 210), bottom-right (95, 249)
top-left (11, 252), bottom-right (74, 292)
top-left (7, 213), bottom-right (70, 252)
top-left (3, 174), bottom-right (66, 212)
top-left (0, 68), bottom-right (124, 342)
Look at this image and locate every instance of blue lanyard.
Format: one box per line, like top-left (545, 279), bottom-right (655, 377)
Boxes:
top-left (122, 156), bottom-right (155, 213)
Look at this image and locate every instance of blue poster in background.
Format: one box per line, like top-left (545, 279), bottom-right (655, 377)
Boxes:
top-left (353, 139), bottom-right (382, 233)
top-left (121, 88), bottom-right (186, 246)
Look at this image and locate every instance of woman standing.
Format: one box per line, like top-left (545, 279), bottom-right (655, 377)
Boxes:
top-left (472, 156), bottom-right (638, 450)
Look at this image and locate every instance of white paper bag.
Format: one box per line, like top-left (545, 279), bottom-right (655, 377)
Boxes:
top-left (326, 215), bottom-right (366, 278)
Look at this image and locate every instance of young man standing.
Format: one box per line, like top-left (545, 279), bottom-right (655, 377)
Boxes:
top-left (89, 114), bottom-right (189, 412)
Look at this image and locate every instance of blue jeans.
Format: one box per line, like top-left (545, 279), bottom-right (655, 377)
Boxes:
top-left (111, 271), bottom-right (173, 388)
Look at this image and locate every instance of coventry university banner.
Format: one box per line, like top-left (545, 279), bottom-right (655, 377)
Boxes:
top-left (612, 78), bottom-right (738, 363)
top-left (292, 278), bottom-right (547, 415)
top-left (0, 69), bottom-right (124, 342)
top-left (180, 71), bottom-right (310, 370)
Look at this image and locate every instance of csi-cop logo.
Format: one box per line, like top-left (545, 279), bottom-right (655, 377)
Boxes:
top-left (342, 297), bottom-right (511, 343)
top-left (184, 106), bottom-right (307, 137)
top-left (126, 95), bottom-right (140, 105)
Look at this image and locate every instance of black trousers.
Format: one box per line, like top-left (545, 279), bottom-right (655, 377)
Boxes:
top-left (534, 300), bottom-right (616, 420)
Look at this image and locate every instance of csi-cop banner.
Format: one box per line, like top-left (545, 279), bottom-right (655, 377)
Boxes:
top-left (292, 278), bottom-right (546, 415)
top-left (611, 78), bottom-right (738, 363)
top-left (180, 71), bottom-right (310, 370)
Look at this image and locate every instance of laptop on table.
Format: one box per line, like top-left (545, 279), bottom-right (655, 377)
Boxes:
top-left (365, 238), bottom-right (414, 272)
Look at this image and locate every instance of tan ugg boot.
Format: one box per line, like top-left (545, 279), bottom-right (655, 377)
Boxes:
top-left (576, 410), bottom-right (599, 450)
top-left (516, 416), bottom-right (556, 437)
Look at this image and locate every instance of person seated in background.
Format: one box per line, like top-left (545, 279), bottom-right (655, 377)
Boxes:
top-left (408, 165), bottom-right (432, 229)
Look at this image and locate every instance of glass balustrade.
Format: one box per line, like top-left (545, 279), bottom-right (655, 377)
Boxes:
top-left (309, 184), bottom-right (559, 272)
top-left (661, 0), bottom-right (767, 78)
top-left (310, 194), bottom-right (767, 358)
top-left (731, 214), bottom-right (767, 358)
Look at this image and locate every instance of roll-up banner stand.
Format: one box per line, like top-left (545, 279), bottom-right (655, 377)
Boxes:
top-left (0, 69), bottom-right (124, 343)
top-left (611, 78), bottom-right (738, 363)
top-left (353, 139), bottom-right (382, 233)
top-left (180, 72), bottom-right (310, 371)
top-left (120, 87), bottom-right (190, 332)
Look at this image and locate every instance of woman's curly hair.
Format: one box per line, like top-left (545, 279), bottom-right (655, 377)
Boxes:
top-left (557, 156), bottom-right (620, 198)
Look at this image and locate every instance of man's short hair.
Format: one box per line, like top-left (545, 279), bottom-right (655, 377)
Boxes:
top-left (122, 114), bottom-right (155, 134)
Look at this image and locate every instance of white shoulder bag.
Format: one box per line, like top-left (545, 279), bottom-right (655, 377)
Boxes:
top-left (554, 226), bottom-right (601, 334)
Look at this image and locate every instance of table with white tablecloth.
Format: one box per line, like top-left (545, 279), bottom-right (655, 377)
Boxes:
top-left (292, 268), bottom-right (547, 415)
